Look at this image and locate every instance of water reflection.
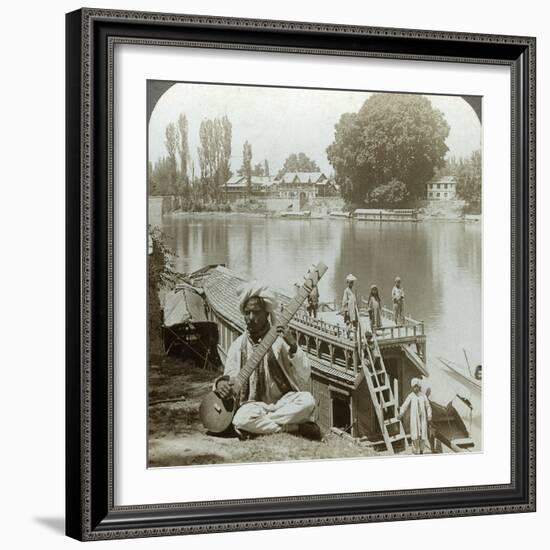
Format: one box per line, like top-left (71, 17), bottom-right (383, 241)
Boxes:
top-left (161, 214), bottom-right (482, 444)
top-left (162, 215), bottom-right (481, 363)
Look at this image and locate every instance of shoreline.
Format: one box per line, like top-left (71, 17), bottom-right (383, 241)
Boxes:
top-left (166, 210), bottom-right (481, 222)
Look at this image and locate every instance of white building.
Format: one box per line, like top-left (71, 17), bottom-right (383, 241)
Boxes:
top-left (276, 172), bottom-right (333, 199)
top-left (426, 175), bottom-right (457, 201)
top-left (223, 175), bottom-right (278, 198)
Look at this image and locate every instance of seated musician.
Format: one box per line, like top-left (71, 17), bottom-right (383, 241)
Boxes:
top-left (215, 282), bottom-right (322, 440)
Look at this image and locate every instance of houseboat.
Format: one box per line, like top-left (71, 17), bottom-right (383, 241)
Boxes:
top-left (354, 208), bottom-right (418, 222)
top-left (187, 265), bottom-right (421, 453)
top-left (177, 264), bottom-right (473, 454)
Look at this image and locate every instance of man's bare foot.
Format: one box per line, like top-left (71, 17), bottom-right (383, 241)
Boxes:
top-left (298, 421), bottom-right (323, 441)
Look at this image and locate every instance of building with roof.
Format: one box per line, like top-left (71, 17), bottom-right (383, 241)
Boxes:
top-left (223, 175), bottom-right (248, 198)
top-left (250, 175), bottom-right (278, 194)
top-left (426, 175), bottom-right (457, 201)
top-left (223, 174), bottom-right (278, 199)
top-left (276, 171), bottom-right (334, 201)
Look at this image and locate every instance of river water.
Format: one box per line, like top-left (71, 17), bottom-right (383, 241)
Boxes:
top-left (161, 214), bottom-right (483, 447)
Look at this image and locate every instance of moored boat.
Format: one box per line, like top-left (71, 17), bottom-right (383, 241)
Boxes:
top-left (173, 264), bottom-right (474, 455)
top-left (354, 208), bottom-right (418, 222)
top-left (280, 210), bottom-right (311, 218)
top-left (438, 356), bottom-right (482, 392)
top-left (429, 397), bottom-right (475, 452)
top-left (329, 210), bottom-right (352, 219)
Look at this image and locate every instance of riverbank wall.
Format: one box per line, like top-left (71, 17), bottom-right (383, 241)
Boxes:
top-left (150, 195), bottom-right (477, 222)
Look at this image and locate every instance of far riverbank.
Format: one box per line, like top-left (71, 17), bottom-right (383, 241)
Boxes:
top-left (164, 209), bottom-right (481, 223)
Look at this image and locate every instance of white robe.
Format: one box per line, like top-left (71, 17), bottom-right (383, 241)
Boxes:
top-left (400, 392), bottom-right (432, 442)
top-left (222, 333), bottom-right (311, 398)
top-left (221, 334), bottom-right (314, 434)
top-left (341, 287), bottom-right (358, 322)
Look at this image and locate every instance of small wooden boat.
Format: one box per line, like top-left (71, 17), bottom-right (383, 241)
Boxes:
top-left (280, 210), bottom-right (311, 218)
top-left (329, 211), bottom-right (352, 219)
top-left (429, 398), bottom-right (475, 452)
top-left (438, 356), bottom-right (482, 392)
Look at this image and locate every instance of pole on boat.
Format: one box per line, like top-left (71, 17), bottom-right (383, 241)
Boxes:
top-left (463, 348), bottom-right (474, 378)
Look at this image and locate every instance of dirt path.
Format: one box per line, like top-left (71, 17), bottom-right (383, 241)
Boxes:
top-left (148, 357), bottom-right (380, 467)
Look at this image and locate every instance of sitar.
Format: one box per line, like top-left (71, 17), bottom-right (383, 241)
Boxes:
top-left (200, 262), bottom-right (328, 433)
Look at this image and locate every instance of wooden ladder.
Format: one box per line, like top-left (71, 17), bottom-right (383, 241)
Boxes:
top-left (359, 328), bottom-right (409, 455)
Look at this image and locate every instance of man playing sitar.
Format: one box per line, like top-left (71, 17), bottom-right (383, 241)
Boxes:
top-left (214, 282), bottom-right (322, 440)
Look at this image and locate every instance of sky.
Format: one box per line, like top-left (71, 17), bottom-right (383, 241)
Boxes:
top-left (148, 82), bottom-right (482, 176)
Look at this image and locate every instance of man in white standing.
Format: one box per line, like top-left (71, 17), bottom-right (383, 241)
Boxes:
top-left (341, 273), bottom-right (358, 330)
top-left (215, 282), bottom-right (321, 440)
top-left (398, 378), bottom-right (432, 455)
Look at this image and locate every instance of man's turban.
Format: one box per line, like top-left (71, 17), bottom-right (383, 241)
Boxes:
top-left (237, 282), bottom-right (279, 315)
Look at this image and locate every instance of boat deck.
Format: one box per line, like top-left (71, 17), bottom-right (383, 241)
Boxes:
top-left (297, 306), bottom-right (425, 348)
top-left (191, 265), bottom-right (427, 383)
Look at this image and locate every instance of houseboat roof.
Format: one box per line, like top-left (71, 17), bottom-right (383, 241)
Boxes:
top-left (199, 266), bottom-right (248, 331)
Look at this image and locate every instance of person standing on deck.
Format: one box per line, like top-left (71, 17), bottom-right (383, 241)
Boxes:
top-left (364, 284), bottom-right (382, 331)
top-left (392, 276), bottom-right (405, 326)
top-left (341, 274), bottom-right (358, 329)
top-left (215, 282), bottom-right (321, 440)
top-left (307, 284), bottom-right (319, 318)
top-left (397, 378), bottom-right (432, 455)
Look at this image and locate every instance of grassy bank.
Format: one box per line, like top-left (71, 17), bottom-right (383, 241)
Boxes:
top-left (148, 356), bottom-right (381, 467)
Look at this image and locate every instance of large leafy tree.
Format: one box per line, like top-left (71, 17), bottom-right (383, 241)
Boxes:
top-left (456, 150), bottom-right (482, 212)
top-left (148, 226), bottom-right (183, 355)
top-left (367, 179), bottom-right (409, 207)
top-left (252, 163), bottom-right (264, 176)
top-left (326, 93), bottom-right (450, 203)
top-left (277, 152), bottom-right (320, 178)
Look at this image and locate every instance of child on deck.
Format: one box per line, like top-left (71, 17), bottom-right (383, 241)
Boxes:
top-left (392, 276), bottom-right (405, 326)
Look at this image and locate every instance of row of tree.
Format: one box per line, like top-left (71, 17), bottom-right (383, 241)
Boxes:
top-left (149, 112), bottom-right (324, 203)
top-left (149, 114), bottom-right (233, 202)
top-left (150, 94), bottom-right (481, 211)
top-left (149, 113), bottom-right (193, 198)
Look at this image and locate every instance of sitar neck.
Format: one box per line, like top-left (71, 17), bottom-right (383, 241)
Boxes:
top-left (235, 285), bottom-right (312, 387)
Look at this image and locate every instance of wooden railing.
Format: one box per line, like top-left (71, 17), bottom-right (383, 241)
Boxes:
top-left (292, 305), bottom-right (424, 344)
top-left (292, 309), bottom-right (356, 343)
top-left (374, 322), bottom-right (425, 341)
top-left (379, 306), bottom-right (418, 326)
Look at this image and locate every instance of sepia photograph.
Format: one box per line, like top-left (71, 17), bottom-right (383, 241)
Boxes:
top-left (146, 81), bottom-right (483, 467)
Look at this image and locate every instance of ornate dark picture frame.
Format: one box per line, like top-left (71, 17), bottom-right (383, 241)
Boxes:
top-left (65, 8), bottom-right (536, 541)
